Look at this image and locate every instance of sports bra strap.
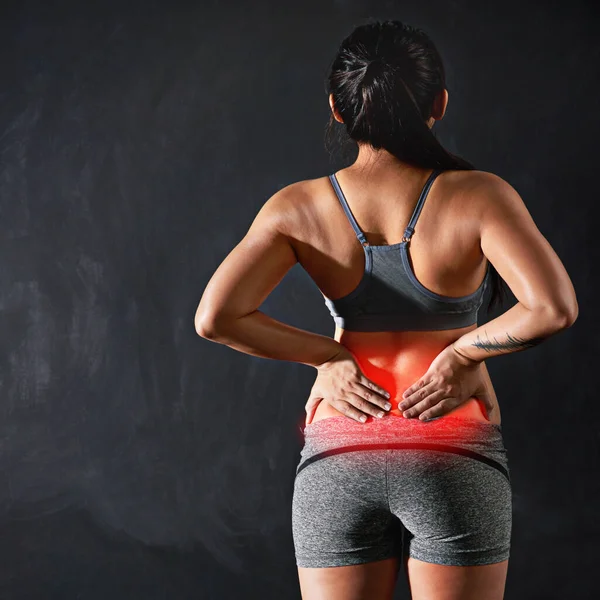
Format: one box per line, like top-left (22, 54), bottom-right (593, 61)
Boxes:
top-left (329, 173), bottom-right (368, 245)
top-left (403, 169), bottom-right (443, 241)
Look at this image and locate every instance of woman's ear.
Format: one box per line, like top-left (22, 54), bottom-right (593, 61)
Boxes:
top-left (329, 93), bottom-right (344, 124)
top-left (431, 88), bottom-right (448, 121)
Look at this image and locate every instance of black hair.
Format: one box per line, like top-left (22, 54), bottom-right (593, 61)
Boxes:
top-left (324, 19), bottom-right (508, 312)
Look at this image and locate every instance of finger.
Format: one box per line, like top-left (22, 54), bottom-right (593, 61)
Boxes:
top-left (355, 382), bottom-right (393, 411)
top-left (400, 377), bottom-right (430, 405)
top-left (333, 394), bottom-right (381, 423)
top-left (399, 380), bottom-right (436, 410)
top-left (357, 376), bottom-right (392, 403)
top-left (417, 397), bottom-right (461, 421)
top-left (402, 389), bottom-right (447, 418)
top-left (347, 392), bottom-right (389, 419)
top-left (331, 399), bottom-right (370, 423)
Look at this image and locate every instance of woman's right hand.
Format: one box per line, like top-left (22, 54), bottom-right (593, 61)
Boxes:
top-left (305, 346), bottom-right (393, 426)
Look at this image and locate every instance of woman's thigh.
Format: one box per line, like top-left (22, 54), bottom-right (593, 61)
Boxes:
top-left (405, 556), bottom-right (509, 600)
top-left (389, 448), bottom-right (512, 600)
top-left (297, 556), bottom-right (400, 600)
top-left (292, 449), bottom-right (403, 599)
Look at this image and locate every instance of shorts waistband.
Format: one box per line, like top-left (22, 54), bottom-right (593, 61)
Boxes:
top-left (296, 415), bottom-right (509, 480)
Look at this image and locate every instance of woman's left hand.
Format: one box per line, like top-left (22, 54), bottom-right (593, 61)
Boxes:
top-left (398, 343), bottom-right (495, 421)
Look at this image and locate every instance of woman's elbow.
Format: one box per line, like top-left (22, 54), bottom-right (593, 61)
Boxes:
top-left (548, 300), bottom-right (579, 329)
top-left (562, 302), bottom-right (579, 328)
top-left (194, 310), bottom-right (221, 339)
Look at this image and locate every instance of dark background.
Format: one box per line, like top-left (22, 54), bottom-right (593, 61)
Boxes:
top-left (1, 0), bottom-right (598, 598)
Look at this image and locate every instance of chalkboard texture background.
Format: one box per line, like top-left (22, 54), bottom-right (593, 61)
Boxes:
top-left (1, 0), bottom-right (597, 598)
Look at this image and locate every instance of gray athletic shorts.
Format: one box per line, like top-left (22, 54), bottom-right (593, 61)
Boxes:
top-left (292, 414), bottom-right (512, 568)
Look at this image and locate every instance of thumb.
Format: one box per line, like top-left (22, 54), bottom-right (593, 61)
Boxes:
top-left (305, 396), bottom-right (323, 426)
top-left (477, 392), bottom-right (495, 421)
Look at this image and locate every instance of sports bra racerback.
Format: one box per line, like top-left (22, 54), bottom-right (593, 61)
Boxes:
top-left (323, 169), bottom-right (491, 332)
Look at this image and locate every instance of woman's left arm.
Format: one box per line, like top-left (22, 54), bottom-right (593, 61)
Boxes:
top-left (194, 185), bottom-right (343, 368)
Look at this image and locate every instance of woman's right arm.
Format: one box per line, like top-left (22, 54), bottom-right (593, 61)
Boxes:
top-left (451, 171), bottom-right (578, 363)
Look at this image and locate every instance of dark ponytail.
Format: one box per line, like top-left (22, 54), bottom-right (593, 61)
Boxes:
top-left (325, 19), bottom-right (508, 312)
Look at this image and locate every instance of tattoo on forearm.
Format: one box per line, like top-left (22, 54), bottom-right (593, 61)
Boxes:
top-left (471, 332), bottom-right (546, 353)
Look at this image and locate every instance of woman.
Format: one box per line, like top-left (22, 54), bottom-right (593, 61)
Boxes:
top-left (195, 20), bottom-right (577, 600)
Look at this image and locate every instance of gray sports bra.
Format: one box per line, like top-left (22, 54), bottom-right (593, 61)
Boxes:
top-left (323, 169), bottom-right (491, 332)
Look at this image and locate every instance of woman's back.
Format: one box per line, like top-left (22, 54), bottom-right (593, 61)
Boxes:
top-left (291, 164), bottom-right (500, 425)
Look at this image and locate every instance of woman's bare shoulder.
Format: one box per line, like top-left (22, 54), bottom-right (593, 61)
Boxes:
top-left (444, 168), bottom-right (520, 195)
top-left (266, 175), bottom-right (328, 205)
top-left (443, 169), bottom-right (530, 223)
top-left (253, 176), bottom-right (330, 238)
